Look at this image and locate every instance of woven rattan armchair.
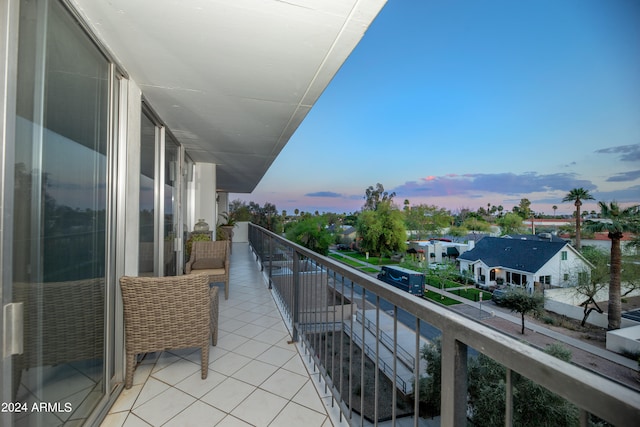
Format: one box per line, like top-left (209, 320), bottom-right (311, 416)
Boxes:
top-left (185, 240), bottom-right (230, 299)
top-left (12, 278), bottom-right (105, 398)
top-left (120, 273), bottom-right (218, 389)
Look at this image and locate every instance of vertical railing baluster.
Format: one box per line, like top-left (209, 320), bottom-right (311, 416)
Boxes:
top-left (348, 278), bottom-right (354, 422)
top-left (414, 317), bottom-right (420, 427)
top-left (374, 296), bottom-right (380, 426)
top-left (338, 272), bottom-right (345, 423)
top-left (505, 368), bottom-right (513, 427)
top-left (322, 264), bottom-right (329, 393)
top-left (268, 235), bottom-right (273, 289)
top-left (392, 305), bottom-right (397, 425)
top-left (291, 249), bottom-right (300, 343)
top-left (330, 269), bottom-right (336, 409)
top-left (578, 408), bottom-right (588, 427)
top-left (360, 288), bottom-right (366, 427)
top-left (441, 334), bottom-right (468, 426)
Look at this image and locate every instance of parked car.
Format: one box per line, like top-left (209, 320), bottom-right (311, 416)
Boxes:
top-left (492, 288), bottom-right (508, 306)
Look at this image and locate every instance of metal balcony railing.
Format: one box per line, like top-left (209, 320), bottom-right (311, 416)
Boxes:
top-left (249, 223), bottom-right (640, 426)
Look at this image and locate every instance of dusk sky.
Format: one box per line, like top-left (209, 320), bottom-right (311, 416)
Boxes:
top-left (233, 0), bottom-right (640, 216)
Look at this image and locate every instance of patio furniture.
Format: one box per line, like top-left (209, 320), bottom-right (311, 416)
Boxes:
top-left (120, 273), bottom-right (215, 389)
top-left (185, 240), bottom-right (230, 299)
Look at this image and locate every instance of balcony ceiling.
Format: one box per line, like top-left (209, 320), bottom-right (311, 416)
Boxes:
top-left (70, 0), bottom-right (386, 193)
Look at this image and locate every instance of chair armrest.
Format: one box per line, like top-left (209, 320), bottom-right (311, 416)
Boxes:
top-left (185, 250), bottom-right (196, 274)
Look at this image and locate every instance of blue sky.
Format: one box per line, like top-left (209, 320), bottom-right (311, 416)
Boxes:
top-left (234, 0), bottom-right (640, 216)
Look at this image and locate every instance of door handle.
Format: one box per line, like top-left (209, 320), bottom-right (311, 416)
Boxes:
top-left (3, 302), bottom-right (23, 357)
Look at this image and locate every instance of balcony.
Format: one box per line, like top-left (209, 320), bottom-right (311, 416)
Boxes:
top-left (102, 242), bottom-right (342, 427)
top-left (102, 225), bottom-right (640, 426)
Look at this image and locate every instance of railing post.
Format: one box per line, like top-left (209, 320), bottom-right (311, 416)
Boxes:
top-left (268, 235), bottom-right (273, 289)
top-left (291, 249), bottom-right (300, 342)
top-left (441, 334), bottom-right (468, 426)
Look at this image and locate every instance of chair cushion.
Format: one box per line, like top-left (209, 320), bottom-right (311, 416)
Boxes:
top-left (193, 268), bottom-right (226, 276)
top-left (192, 258), bottom-right (224, 269)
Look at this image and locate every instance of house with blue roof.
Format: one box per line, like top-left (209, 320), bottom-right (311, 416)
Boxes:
top-left (457, 236), bottom-right (593, 293)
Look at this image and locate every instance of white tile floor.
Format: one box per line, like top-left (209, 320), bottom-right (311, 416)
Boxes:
top-left (101, 243), bottom-right (345, 427)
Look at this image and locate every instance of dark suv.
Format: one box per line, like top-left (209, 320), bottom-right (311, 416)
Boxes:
top-left (492, 288), bottom-right (508, 306)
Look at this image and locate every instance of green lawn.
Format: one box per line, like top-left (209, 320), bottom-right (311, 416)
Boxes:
top-left (423, 290), bottom-right (462, 306)
top-left (340, 251), bottom-right (395, 265)
top-left (425, 276), bottom-right (468, 289)
top-left (359, 267), bottom-right (380, 273)
top-left (448, 287), bottom-right (492, 302)
top-left (329, 253), bottom-right (365, 268)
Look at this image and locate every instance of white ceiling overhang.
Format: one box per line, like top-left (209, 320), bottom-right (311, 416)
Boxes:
top-left (69, 0), bottom-right (386, 193)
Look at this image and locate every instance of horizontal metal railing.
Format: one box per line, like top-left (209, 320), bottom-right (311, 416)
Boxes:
top-left (249, 223), bottom-right (640, 427)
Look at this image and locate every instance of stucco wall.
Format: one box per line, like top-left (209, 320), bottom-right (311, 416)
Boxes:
top-left (544, 286), bottom-right (640, 329)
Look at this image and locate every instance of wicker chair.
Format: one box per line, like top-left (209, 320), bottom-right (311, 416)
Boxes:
top-left (185, 240), bottom-right (230, 299)
top-left (120, 274), bottom-right (217, 389)
top-left (12, 278), bottom-right (105, 398)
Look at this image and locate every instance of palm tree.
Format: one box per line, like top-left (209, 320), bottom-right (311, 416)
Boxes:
top-left (585, 202), bottom-right (640, 330)
top-left (562, 188), bottom-right (594, 250)
top-left (552, 205), bottom-right (557, 217)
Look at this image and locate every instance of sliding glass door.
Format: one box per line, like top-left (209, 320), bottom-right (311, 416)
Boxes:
top-left (8, 0), bottom-right (110, 424)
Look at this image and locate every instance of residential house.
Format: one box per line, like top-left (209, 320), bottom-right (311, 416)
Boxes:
top-left (408, 239), bottom-right (473, 264)
top-left (457, 236), bottom-right (593, 293)
top-left (335, 225), bottom-right (357, 247)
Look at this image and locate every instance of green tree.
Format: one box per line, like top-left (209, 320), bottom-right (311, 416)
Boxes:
top-left (497, 212), bottom-right (525, 235)
top-left (461, 217), bottom-right (490, 233)
top-left (356, 200), bottom-right (406, 263)
top-left (500, 289), bottom-right (544, 334)
top-left (228, 199), bottom-right (252, 221)
top-left (448, 225), bottom-right (469, 237)
top-left (285, 215), bottom-right (333, 255)
top-left (416, 338), bottom-right (442, 417)
top-left (418, 339), bottom-right (578, 425)
top-left (468, 344), bottom-right (578, 427)
top-left (363, 183), bottom-right (396, 211)
top-left (562, 188), bottom-right (595, 250)
top-left (518, 198), bottom-right (532, 219)
top-left (404, 204), bottom-right (452, 239)
top-left (585, 201), bottom-right (640, 329)
top-left (247, 201), bottom-right (280, 232)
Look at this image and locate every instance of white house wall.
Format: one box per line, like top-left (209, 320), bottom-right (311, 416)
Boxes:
top-left (536, 246), bottom-right (591, 288)
top-left (459, 242), bottom-right (592, 291)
